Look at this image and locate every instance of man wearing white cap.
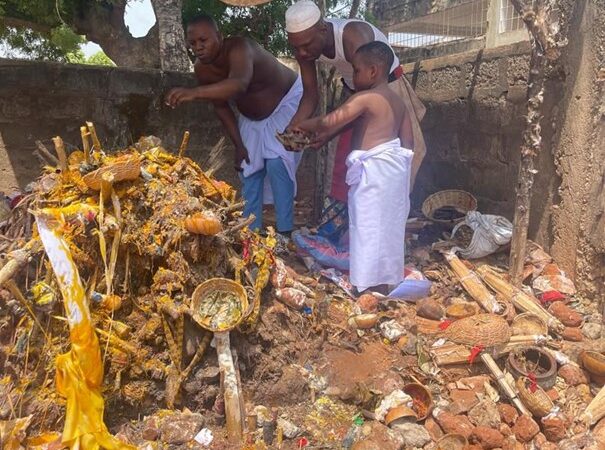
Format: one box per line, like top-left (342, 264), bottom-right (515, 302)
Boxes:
top-left (285, 0), bottom-right (426, 200)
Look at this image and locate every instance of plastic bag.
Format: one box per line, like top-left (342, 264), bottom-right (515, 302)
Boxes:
top-left (451, 211), bottom-right (513, 259)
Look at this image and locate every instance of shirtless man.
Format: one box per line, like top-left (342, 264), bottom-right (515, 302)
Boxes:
top-left (284, 0), bottom-right (426, 199)
top-left (296, 41), bottom-right (413, 294)
top-left (166, 15), bottom-right (303, 234)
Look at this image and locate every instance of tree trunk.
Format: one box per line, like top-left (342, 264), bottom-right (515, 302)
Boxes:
top-left (150, 0), bottom-right (191, 72)
top-left (348, 0), bottom-right (363, 18)
top-left (71, 0), bottom-right (160, 68)
top-left (507, 0), bottom-right (562, 284)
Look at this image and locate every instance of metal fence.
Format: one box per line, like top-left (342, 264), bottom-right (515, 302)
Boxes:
top-left (387, 0), bottom-right (524, 49)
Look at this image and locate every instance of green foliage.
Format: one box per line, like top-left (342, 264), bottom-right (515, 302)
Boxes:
top-left (1, 0), bottom-right (369, 61)
top-left (183, 0), bottom-right (296, 56)
top-left (66, 48), bottom-right (115, 65)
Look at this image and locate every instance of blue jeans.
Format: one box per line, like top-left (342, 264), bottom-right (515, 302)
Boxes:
top-left (241, 158), bottom-right (294, 233)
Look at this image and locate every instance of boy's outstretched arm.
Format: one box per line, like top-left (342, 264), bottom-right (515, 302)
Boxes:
top-left (296, 94), bottom-right (366, 147)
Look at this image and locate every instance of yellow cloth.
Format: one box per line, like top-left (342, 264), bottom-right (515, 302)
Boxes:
top-left (35, 210), bottom-right (134, 450)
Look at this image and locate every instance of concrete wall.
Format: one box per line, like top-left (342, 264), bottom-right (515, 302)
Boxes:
top-left (407, 41), bottom-right (532, 220)
top-left (0, 59), bottom-right (316, 204)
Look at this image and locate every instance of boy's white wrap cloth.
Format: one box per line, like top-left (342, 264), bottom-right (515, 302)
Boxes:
top-left (346, 138), bottom-right (412, 291)
top-left (238, 75), bottom-right (303, 204)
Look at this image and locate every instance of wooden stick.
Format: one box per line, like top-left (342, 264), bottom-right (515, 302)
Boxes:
top-left (86, 121), bottom-right (102, 151)
top-left (80, 126), bottom-right (91, 165)
top-left (0, 239), bottom-right (39, 287)
top-left (216, 331), bottom-right (244, 443)
top-left (178, 131), bottom-right (190, 158)
top-left (35, 140), bottom-right (59, 165)
top-left (481, 352), bottom-right (531, 416)
top-left (52, 136), bottom-right (67, 174)
top-left (431, 335), bottom-right (549, 365)
top-left (444, 252), bottom-right (501, 313)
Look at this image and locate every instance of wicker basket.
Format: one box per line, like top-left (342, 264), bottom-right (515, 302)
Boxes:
top-left (190, 278), bottom-right (248, 332)
top-left (511, 313), bottom-right (548, 336)
top-left (516, 376), bottom-right (554, 418)
top-left (220, 0), bottom-right (271, 5)
top-left (445, 313), bottom-right (511, 347)
top-left (422, 190), bottom-right (477, 224)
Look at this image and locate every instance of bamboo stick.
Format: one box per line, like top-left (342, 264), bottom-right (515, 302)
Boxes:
top-left (80, 126), bottom-right (91, 165)
top-left (477, 266), bottom-right (564, 333)
top-left (444, 252), bottom-right (501, 313)
top-left (35, 140), bottom-right (59, 165)
top-left (581, 384), bottom-right (605, 425)
top-left (480, 353), bottom-right (531, 416)
top-left (86, 121), bottom-right (102, 151)
top-left (52, 136), bottom-right (68, 174)
top-left (431, 335), bottom-right (548, 365)
top-left (178, 131), bottom-right (190, 158)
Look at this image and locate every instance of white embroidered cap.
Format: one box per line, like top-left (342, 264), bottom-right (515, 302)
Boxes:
top-left (285, 0), bottom-right (322, 33)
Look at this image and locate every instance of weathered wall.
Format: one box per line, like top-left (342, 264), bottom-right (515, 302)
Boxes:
top-left (0, 59), bottom-right (316, 204)
top-left (545, 0), bottom-right (605, 298)
top-left (406, 41), bottom-right (533, 220)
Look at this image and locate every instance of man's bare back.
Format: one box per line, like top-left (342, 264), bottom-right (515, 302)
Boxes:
top-left (194, 37), bottom-right (296, 120)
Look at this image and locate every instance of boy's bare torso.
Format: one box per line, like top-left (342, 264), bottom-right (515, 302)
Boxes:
top-left (350, 84), bottom-right (406, 150)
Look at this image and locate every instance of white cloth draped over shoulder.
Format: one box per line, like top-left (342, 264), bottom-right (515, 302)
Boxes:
top-left (346, 138), bottom-right (412, 291)
top-left (238, 75), bottom-right (304, 204)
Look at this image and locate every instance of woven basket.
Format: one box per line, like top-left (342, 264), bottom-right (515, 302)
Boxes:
top-left (190, 278), bottom-right (248, 332)
top-left (220, 0), bottom-right (271, 5)
top-left (422, 190), bottom-right (477, 224)
top-left (511, 313), bottom-right (548, 336)
top-left (516, 376), bottom-right (554, 418)
top-left (445, 313), bottom-right (511, 347)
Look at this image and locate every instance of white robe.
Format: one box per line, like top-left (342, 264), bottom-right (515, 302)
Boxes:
top-left (346, 138), bottom-right (412, 291)
top-left (238, 75), bottom-right (303, 204)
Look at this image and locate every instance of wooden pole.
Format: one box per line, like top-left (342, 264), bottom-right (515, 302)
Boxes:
top-left (508, 0), bottom-right (563, 285)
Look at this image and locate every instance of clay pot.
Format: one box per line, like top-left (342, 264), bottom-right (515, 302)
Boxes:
top-left (548, 301), bottom-right (583, 327)
top-left (403, 383), bottom-right (433, 421)
top-left (417, 298), bottom-right (444, 321)
top-left (184, 211), bottom-right (222, 235)
top-left (580, 351), bottom-right (605, 384)
top-left (357, 294), bottom-right (378, 313)
top-left (561, 326), bottom-right (584, 341)
top-left (349, 314), bottom-right (379, 329)
top-left (385, 405), bottom-right (417, 426)
top-left (445, 302), bottom-right (478, 320)
top-left (511, 313), bottom-right (547, 336)
top-left (436, 433), bottom-right (468, 450)
top-left (506, 346), bottom-right (557, 390)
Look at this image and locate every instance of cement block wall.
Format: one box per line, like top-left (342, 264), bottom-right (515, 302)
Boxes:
top-left (0, 59), bottom-right (316, 205)
top-left (407, 41), bottom-right (533, 221)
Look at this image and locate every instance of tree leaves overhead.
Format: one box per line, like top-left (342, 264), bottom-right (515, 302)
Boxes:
top-left (1, 0), bottom-right (369, 63)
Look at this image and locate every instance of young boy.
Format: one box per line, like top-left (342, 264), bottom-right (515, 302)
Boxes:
top-left (295, 41), bottom-right (413, 294)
